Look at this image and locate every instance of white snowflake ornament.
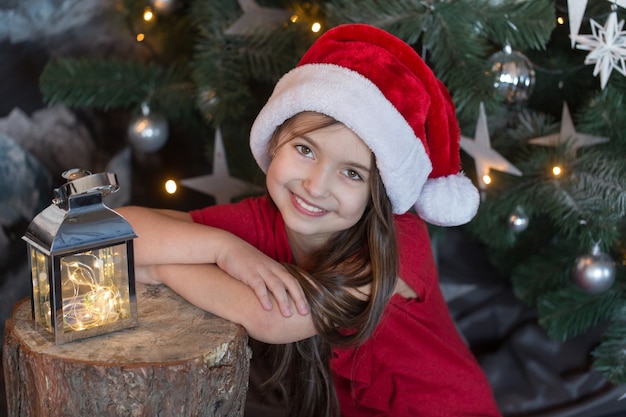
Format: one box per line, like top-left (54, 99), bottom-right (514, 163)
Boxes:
top-left (572, 11), bottom-right (626, 89)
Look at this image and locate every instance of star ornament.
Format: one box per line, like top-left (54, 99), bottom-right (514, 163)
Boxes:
top-left (528, 102), bottom-right (610, 154)
top-left (567, 0), bottom-right (588, 47)
top-left (572, 11), bottom-right (626, 89)
top-left (180, 128), bottom-right (263, 205)
top-left (224, 0), bottom-right (292, 36)
top-left (460, 102), bottom-right (522, 191)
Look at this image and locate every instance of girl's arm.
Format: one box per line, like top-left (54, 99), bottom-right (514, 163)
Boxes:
top-left (117, 206), bottom-right (233, 266)
top-left (116, 206), bottom-right (309, 317)
top-left (139, 263), bottom-right (317, 344)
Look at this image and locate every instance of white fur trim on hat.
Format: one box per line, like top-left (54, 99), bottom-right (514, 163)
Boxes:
top-left (250, 63), bottom-right (432, 215)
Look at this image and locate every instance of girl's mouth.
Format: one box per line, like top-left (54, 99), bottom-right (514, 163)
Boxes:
top-left (292, 192), bottom-right (326, 215)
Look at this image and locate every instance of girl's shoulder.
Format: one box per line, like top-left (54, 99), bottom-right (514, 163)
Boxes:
top-left (393, 212), bottom-right (438, 296)
top-left (393, 212), bottom-right (431, 252)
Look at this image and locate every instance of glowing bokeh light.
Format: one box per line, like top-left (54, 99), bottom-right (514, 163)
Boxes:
top-left (165, 179), bottom-right (177, 194)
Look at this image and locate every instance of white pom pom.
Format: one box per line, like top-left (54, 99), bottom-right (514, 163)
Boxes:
top-left (414, 173), bottom-right (479, 227)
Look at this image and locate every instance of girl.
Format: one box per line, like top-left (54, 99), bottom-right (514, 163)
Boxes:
top-left (118, 24), bottom-right (500, 416)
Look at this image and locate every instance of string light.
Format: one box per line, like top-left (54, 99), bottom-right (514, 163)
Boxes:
top-left (136, 33), bottom-right (145, 42)
top-left (552, 165), bottom-right (562, 176)
top-left (165, 179), bottom-right (177, 194)
top-left (290, 15), bottom-right (298, 23)
top-left (557, 16), bottom-right (565, 25)
top-left (311, 22), bottom-right (322, 33)
top-left (60, 250), bottom-right (128, 332)
top-left (482, 174), bottom-right (492, 186)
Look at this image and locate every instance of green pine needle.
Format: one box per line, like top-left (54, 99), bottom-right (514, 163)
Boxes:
top-left (537, 287), bottom-right (620, 341)
top-left (593, 304), bottom-right (626, 384)
top-left (40, 58), bottom-right (196, 119)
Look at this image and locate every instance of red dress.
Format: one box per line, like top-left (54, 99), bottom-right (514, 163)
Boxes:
top-left (190, 196), bottom-right (501, 417)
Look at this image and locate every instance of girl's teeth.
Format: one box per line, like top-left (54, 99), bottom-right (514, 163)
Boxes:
top-left (295, 195), bottom-right (324, 213)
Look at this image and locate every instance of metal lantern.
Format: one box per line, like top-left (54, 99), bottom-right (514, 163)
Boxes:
top-left (22, 169), bottom-right (138, 344)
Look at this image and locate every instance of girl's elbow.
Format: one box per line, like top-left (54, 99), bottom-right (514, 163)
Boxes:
top-left (243, 318), bottom-right (287, 343)
top-left (242, 315), bottom-right (312, 344)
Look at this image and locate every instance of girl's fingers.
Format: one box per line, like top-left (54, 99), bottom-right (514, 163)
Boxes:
top-left (246, 278), bottom-right (274, 311)
top-left (237, 262), bottom-right (310, 318)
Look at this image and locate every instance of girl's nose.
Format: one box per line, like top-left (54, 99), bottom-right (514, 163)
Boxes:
top-left (303, 165), bottom-right (331, 198)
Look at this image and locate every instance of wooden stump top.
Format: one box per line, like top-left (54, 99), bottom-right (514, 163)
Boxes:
top-left (7, 283), bottom-right (247, 365)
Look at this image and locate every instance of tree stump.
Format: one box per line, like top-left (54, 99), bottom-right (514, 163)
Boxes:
top-left (2, 283), bottom-right (251, 417)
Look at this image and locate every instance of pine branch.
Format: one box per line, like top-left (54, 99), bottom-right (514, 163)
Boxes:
top-left (578, 88), bottom-right (626, 149)
top-left (510, 240), bottom-right (578, 306)
top-left (189, 0), bottom-right (323, 124)
top-left (424, 1), bottom-right (490, 82)
top-left (472, 141), bottom-right (626, 248)
top-left (40, 58), bottom-right (158, 109)
top-left (189, 0), bottom-right (255, 125)
top-left (593, 302), bottom-right (626, 384)
top-left (326, 0), bottom-right (430, 38)
top-left (480, 0), bottom-right (555, 50)
top-left (235, 23), bottom-right (318, 82)
top-left (536, 149), bottom-right (626, 245)
top-left (537, 287), bottom-right (620, 341)
top-left (40, 58), bottom-right (197, 120)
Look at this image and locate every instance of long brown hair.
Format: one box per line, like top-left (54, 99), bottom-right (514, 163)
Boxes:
top-left (265, 112), bottom-right (399, 417)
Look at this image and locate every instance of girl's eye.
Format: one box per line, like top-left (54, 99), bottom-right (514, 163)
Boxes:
top-left (343, 169), bottom-right (362, 181)
top-left (295, 145), bottom-right (313, 157)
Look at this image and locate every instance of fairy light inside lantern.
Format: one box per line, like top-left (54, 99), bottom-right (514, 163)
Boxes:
top-left (23, 169), bottom-right (138, 344)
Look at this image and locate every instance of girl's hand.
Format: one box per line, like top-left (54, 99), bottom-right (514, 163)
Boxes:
top-left (216, 238), bottom-right (309, 318)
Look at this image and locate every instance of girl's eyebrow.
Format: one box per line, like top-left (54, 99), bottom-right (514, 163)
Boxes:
top-left (299, 134), bottom-right (371, 173)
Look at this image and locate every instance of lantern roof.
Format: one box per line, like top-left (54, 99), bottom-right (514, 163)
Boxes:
top-left (22, 170), bottom-right (136, 255)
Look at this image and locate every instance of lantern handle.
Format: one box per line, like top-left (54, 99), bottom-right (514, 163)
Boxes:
top-left (62, 168), bottom-right (92, 181)
top-left (53, 170), bottom-right (120, 206)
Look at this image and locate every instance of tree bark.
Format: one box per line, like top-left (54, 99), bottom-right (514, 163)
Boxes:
top-left (3, 284), bottom-right (250, 417)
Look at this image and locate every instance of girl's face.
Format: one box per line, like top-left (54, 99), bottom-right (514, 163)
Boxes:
top-left (267, 113), bottom-right (373, 252)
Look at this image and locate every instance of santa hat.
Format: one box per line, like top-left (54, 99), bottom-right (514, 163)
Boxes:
top-left (250, 24), bottom-right (479, 226)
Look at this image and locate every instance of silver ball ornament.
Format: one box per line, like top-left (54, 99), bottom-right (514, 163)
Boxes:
top-left (128, 104), bottom-right (169, 153)
top-left (508, 206), bottom-right (529, 233)
top-left (487, 45), bottom-right (535, 105)
top-left (573, 244), bottom-right (616, 294)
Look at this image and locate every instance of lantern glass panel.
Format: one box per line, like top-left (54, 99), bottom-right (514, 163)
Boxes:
top-left (30, 246), bottom-right (52, 330)
top-left (60, 243), bottom-right (132, 333)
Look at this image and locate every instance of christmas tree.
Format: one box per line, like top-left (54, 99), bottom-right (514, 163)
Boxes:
top-left (39, 0), bottom-right (626, 387)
